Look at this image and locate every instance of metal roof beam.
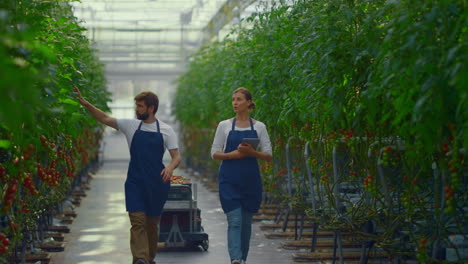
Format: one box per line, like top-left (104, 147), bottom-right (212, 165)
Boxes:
top-left (97, 50), bottom-right (181, 55)
top-left (93, 42), bottom-right (199, 47)
top-left (101, 60), bottom-right (181, 63)
top-left (106, 69), bottom-right (185, 78)
top-left (81, 25), bottom-right (204, 31)
top-left (202, 0), bottom-right (256, 44)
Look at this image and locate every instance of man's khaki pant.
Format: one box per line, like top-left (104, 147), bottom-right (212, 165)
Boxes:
top-left (129, 212), bottom-right (161, 264)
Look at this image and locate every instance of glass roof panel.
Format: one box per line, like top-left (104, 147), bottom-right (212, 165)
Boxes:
top-left (70, 0), bottom-right (281, 114)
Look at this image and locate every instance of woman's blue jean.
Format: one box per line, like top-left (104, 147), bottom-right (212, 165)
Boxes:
top-left (226, 207), bottom-right (254, 262)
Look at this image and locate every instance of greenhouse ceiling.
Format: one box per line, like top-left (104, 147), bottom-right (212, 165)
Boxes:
top-left (71, 0), bottom-right (265, 79)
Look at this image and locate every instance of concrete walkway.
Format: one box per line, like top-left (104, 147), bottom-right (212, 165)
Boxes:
top-left (50, 130), bottom-right (294, 264)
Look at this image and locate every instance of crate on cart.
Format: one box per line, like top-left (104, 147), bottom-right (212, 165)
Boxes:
top-left (159, 182), bottom-right (209, 251)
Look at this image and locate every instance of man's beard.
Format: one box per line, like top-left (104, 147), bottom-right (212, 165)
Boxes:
top-left (136, 111), bottom-right (150, 120)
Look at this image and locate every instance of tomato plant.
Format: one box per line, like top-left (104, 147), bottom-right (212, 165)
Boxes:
top-left (0, 0), bottom-right (110, 261)
top-left (174, 0), bottom-right (467, 261)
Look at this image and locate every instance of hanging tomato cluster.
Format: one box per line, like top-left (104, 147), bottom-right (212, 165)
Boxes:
top-left (444, 186), bottom-right (455, 215)
top-left (363, 174), bottom-right (378, 196)
top-left (442, 127), bottom-right (464, 216)
top-left (59, 144), bottom-right (76, 178)
top-left (21, 144), bottom-right (35, 161)
top-left (339, 129), bottom-right (354, 143)
top-left (448, 154), bottom-right (463, 191)
top-left (380, 146), bottom-right (402, 167)
top-left (0, 166), bottom-right (5, 181)
top-left (36, 162), bottom-right (60, 187)
top-left (319, 162), bottom-right (332, 185)
top-left (2, 180), bottom-right (18, 212)
top-left (18, 200), bottom-right (30, 214)
top-left (0, 233), bottom-right (10, 255)
top-left (416, 237), bottom-right (429, 262)
top-left (259, 161), bottom-right (273, 175)
top-left (75, 129), bottom-right (96, 166)
top-left (22, 173), bottom-right (38, 196)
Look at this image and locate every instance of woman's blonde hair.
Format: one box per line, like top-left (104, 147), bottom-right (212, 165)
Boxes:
top-left (233, 87), bottom-right (256, 109)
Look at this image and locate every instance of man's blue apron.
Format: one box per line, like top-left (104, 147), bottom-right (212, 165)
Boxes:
top-left (218, 118), bottom-right (262, 213)
top-left (125, 120), bottom-right (170, 216)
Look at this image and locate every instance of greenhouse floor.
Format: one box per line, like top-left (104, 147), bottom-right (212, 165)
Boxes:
top-left (49, 131), bottom-right (294, 264)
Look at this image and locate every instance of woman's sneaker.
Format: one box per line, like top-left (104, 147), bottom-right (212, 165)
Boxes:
top-left (231, 260), bottom-right (241, 264)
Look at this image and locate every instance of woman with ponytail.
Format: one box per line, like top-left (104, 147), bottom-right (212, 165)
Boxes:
top-left (211, 87), bottom-right (272, 264)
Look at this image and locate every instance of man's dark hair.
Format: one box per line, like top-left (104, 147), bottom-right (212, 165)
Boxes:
top-left (134, 91), bottom-right (159, 114)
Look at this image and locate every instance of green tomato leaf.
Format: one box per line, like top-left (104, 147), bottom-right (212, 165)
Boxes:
top-left (59, 98), bottom-right (79, 106)
top-left (0, 140), bottom-right (11, 149)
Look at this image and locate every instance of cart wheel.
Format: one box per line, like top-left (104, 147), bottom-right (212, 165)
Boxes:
top-left (201, 239), bottom-right (209, 251)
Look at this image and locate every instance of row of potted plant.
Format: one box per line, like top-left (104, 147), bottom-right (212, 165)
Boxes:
top-left (0, 0), bottom-right (110, 261)
top-left (174, 0), bottom-right (466, 261)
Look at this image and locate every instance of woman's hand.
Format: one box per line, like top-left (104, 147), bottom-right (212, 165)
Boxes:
top-left (237, 143), bottom-right (272, 161)
top-left (229, 150), bottom-right (248, 159)
top-left (238, 143), bottom-right (255, 156)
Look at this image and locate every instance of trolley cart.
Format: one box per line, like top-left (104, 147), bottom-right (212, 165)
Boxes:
top-left (159, 182), bottom-right (209, 251)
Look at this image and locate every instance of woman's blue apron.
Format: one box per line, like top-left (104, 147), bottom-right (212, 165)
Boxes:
top-left (218, 118), bottom-right (262, 213)
top-left (125, 120), bottom-right (170, 216)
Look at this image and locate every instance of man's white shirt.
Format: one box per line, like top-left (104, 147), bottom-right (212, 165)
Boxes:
top-left (117, 119), bottom-right (178, 150)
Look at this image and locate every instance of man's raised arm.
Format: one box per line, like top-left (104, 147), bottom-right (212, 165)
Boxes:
top-left (74, 87), bottom-right (118, 130)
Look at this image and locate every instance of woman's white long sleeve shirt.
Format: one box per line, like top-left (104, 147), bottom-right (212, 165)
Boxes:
top-left (211, 119), bottom-right (272, 159)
